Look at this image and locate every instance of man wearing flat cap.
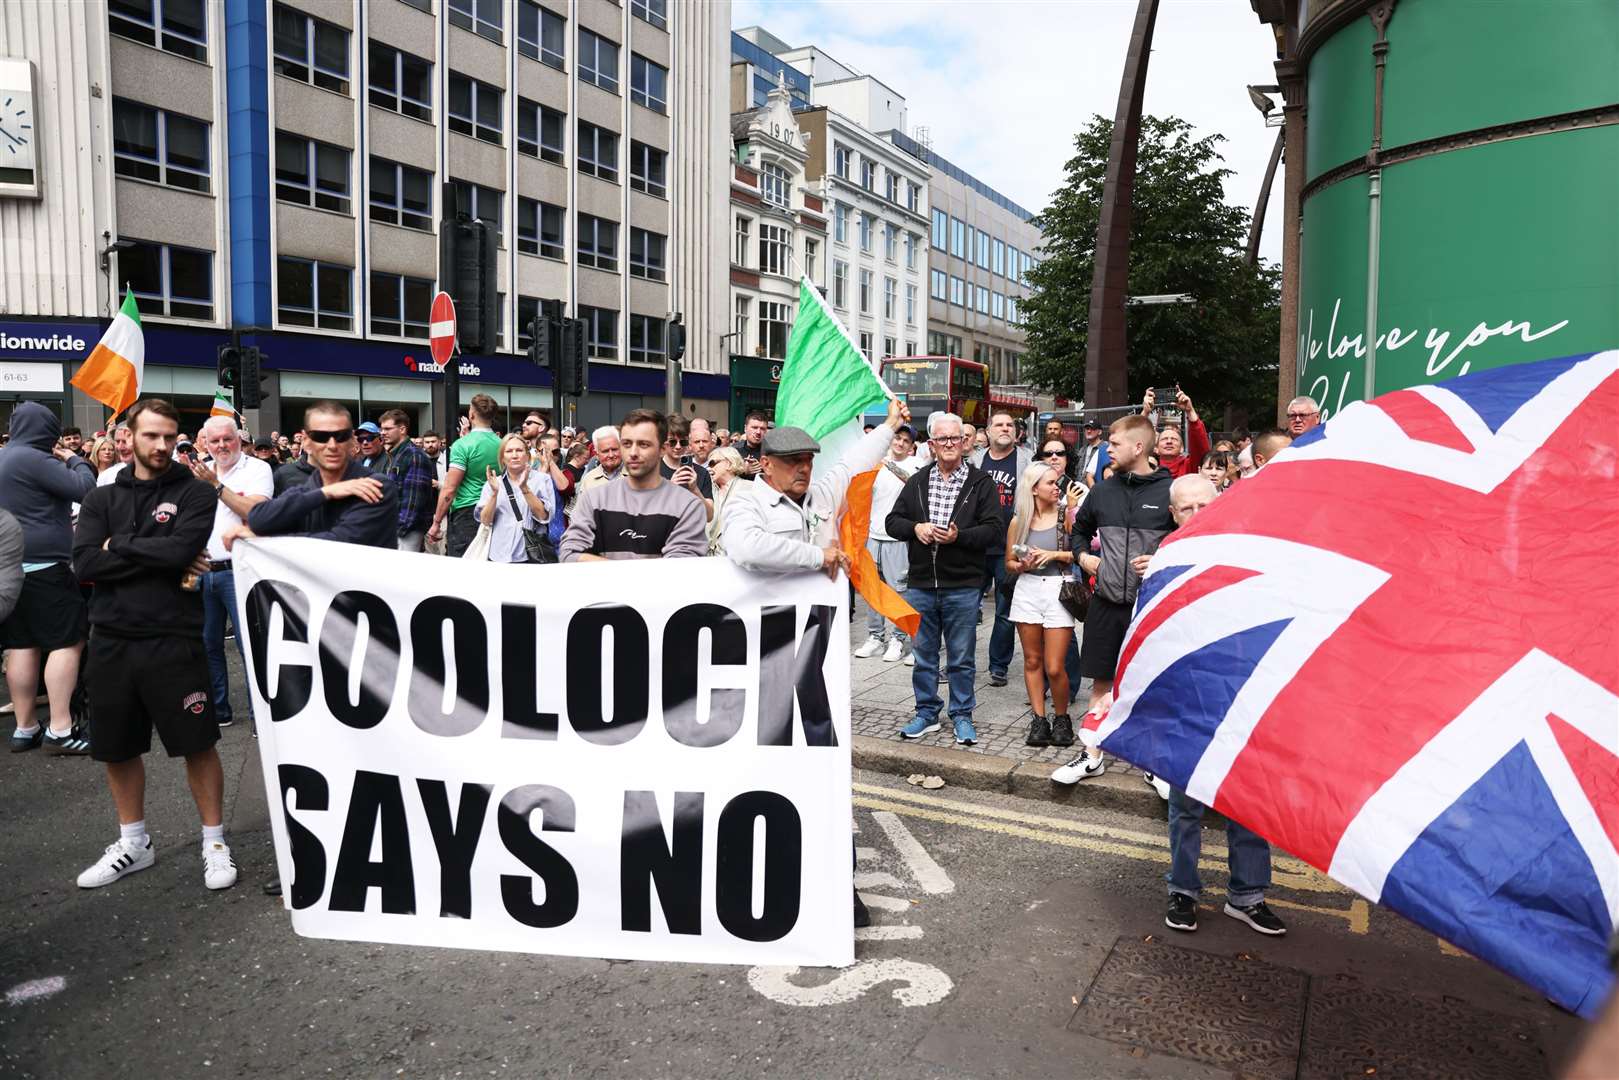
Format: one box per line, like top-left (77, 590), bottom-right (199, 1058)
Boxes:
top-left (721, 398), bottom-right (910, 577)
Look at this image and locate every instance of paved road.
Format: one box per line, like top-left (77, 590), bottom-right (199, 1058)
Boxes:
top-left (0, 664), bottom-right (1582, 1078)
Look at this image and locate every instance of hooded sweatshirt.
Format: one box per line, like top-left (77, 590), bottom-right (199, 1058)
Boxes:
top-left (1070, 465), bottom-right (1174, 607)
top-left (0, 401), bottom-right (97, 564)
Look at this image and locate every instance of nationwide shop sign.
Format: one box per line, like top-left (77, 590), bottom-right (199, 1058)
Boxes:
top-left (235, 538), bottom-right (855, 967)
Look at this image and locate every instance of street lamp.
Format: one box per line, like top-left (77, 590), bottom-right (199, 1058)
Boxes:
top-left (1126, 293), bottom-right (1195, 306)
top-left (1245, 84), bottom-right (1286, 267)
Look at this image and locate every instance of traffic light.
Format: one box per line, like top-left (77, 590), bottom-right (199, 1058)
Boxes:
top-left (441, 218), bottom-right (499, 354)
top-left (216, 343), bottom-right (241, 393)
top-left (665, 313), bottom-right (686, 362)
top-left (526, 314), bottom-right (549, 368)
top-left (555, 317), bottom-right (588, 396)
top-left (238, 346), bottom-right (264, 409)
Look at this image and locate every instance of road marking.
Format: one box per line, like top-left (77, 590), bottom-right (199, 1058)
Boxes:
top-left (1262, 896), bottom-right (1371, 934)
top-left (853, 784), bottom-right (1341, 895)
top-left (858, 892), bottom-right (913, 913)
top-left (747, 960), bottom-right (953, 1007)
top-left (1437, 938), bottom-right (1467, 957)
top-left (853, 870), bottom-right (907, 891)
top-left (871, 811), bottom-right (955, 895)
top-left (855, 925), bottom-right (924, 941)
top-left (855, 846), bottom-right (880, 862)
top-left (4, 977), bottom-right (66, 1006)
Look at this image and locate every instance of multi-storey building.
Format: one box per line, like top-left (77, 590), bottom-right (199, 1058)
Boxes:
top-left (0, 0), bottom-right (729, 436)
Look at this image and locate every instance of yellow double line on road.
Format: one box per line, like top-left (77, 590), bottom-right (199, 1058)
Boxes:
top-left (852, 781), bottom-right (1371, 934)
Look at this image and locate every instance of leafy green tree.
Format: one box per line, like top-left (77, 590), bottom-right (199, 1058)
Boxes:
top-left (1019, 114), bottom-right (1280, 425)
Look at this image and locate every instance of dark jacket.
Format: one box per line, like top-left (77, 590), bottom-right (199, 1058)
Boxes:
top-left (885, 462), bottom-right (1002, 591)
top-left (72, 461), bottom-right (215, 637)
top-left (1071, 467), bottom-right (1174, 606)
top-left (273, 456), bottom-right (315, 496)
top-left (0, 402), bottom-right (97, 563)
top-left (380, 439), bottom-right (435, 535)
top-left (248, 459), bottom-right (399, 547)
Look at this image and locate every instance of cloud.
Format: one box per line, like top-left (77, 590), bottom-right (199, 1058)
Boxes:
top-left (732, 0), bottom-right (1286, 264)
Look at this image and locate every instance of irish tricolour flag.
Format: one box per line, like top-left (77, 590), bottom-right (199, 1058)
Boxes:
top-left (775, 277), bottom-right (919, 636)
top-left (71, 289), bottom-right (145, 417)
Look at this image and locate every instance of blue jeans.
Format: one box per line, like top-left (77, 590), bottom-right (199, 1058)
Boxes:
top-left (1166, 788), bottom-right (1272, 907)
top-left (983, 552), bottom-right (1015, 677)
top-left (909, 587), bottom-right (980, 724)
top-left (201, 568), bottom-right (248, 725)
top-left (864, 539), bottom-right (909, 642)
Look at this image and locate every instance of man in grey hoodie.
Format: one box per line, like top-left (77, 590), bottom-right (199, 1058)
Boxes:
top-left (0, 402), bottom-right (98, 754)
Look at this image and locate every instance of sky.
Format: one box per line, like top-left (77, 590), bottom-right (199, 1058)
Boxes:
top-left (731, 0), bottom-right (1287, 265)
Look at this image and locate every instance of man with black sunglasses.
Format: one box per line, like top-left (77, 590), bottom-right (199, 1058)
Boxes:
top-left (658, 414), bottom-right (712, 518)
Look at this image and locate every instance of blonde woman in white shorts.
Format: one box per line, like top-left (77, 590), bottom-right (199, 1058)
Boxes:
top-left (1005, 462), bottom-right (1078, 749)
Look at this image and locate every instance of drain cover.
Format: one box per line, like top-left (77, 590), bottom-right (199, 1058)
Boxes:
top-left (1073, 936), bottom-right (1309, 1080)
top-left (1299, 974), bottom-right (1548, 1080)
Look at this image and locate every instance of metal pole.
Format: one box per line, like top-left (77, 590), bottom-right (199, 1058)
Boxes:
top-left (1246, 127), bottom-right (1285, 267)
top-left (1364, 169), bottom-right (1381, 403)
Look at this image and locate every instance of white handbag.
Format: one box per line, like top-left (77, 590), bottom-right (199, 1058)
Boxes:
top-left (461, 521), bottom-right (494, 561)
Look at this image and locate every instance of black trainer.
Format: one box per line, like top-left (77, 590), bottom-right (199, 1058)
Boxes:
top-left (9, 727), bottom-right (43, 753)
top-left (1166, 893), bottom-right (1197, 932)
top-left (1224, 900), bottom-right (1287, 936)
top-left (989, 672), bottom-right (1008, 687)
top-left (1025, 714), bottom-right (1052, 746)
top-left (1048, 714), bottom-right (1076, 746)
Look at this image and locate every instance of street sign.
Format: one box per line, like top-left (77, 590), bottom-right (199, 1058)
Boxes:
top-left (429, 291), bottom-right (457, 366)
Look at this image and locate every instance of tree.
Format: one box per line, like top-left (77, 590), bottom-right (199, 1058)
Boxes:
top-left (1019, 115), bottom-right (1281, 425)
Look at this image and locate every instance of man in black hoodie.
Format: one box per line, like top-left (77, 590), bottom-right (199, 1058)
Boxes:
top-left (0, 401), bottom-right (98, 754)
top-left (1052, 413), bottom-right (1174, 785)
top-left (885, 412), bottom-right (1002, 747)
top-left (71, 398), bottom-right (237, 891)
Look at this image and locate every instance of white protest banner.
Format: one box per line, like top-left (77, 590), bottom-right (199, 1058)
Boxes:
top-left (234, 538), bottom-right (854, 968)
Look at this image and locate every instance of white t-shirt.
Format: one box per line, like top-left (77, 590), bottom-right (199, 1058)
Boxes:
top-left (475, 472), bottom-right (557, 563)
top-left (96, 461), bottom-right (127, 487)
top-left (207, 453), bottom-right (275, 560)
top-left (869, 453), bottom-right (925, 542)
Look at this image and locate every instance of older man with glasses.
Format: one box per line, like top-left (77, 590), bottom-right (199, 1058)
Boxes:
top-left (1285, 396), bottom-right (1321, 438)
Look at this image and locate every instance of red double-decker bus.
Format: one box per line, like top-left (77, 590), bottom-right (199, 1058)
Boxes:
top-left (878, 355), bottom-right (990, 425)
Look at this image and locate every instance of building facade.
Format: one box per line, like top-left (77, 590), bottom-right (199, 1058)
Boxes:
top-left (0, 0), bottom-right (729, 437)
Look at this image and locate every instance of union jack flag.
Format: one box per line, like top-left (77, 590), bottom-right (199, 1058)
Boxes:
top-left (1098, 351), bottom-right (1619, 1017)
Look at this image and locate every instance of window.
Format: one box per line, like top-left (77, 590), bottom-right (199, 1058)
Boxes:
top-left (905, 340), bottom-right (916, 356)
top-left (758, 223), bottom-right (789, 276)
top-left (369, 43), bottom-right (432, 122)
top-left (517, 1), bottom-right (565, 68)
top-left (1007, 296), bottom-right (1019, 324)
top-left (832, 260), bottom-right (848, 308)
top-left (976, 285), bottom-right (990, 314)
top-left (275, 132), bottom-right (349, 213)
top-left (906, 181), bottom-right (920, 213)
top-left (630, 54), bottom-right (667, 113)
top-left (950, 217), bottom-right (966, 258)
top-left (630, 0), bottom-right (667, 30)
top-left (834, 144), bottom-right (850, 179)
top-left (628, 314), bottom-right (666, 365)
top-left (630, 141), bottom-right (667, 197)
top-left (992, 292), bottom-right (1005, 319)
top-left (1007, 246), bottom-right (1021, 282)
top-left (929, 269), bottom-right (946, 301)
top-left (449, 0), bottom-right (501, 41)
top-left (450, 179), bottom-right (503, 242)
top-left (273, 4), bottom-right (348, 94)
top-left (121, 239), bottom-right (213, 320)
top-left (629, 227), bottom-right (666, 281)
top-left (834, 204), bottom-right (849, 244)
top-left (931, 208), bottom-right (947, 250)
top-left (277, 257), bottom-right (351, 330)
top-left (858, 269), bottom-right (872, 314)
top-left (803, 238), bottom-right (818, 282)
top-left (883, 223), bottom-right (897, 262)
top-left (758, 301), bottom-right (790, 360)
top-left (517, 198), bottom-right (564, 259)
top-left (760, 162), bottom-right (789, 209)
top-left (579, 305), bottom-right (617, 359)
top-left (734, 217), bottom-right (750, 267)
top-left (370, 272), bottom-right (433, 338)
top-left (577, 213), bottom-right (618, 271)
top-left (883, 276), bottom-right (896, 320)
top-left (112, 100), bottom-right (210, 193)
top-left (992, 238), bottom-right (1005, 276)
top-left (858, 213), bottom-right (872, 254)
top-left (398, 0), bottom-right (430, 10)
top-left (734, 296), bottom-right (750, 347)
top-left (448, 73), bottom-right (502, 144)
top-left (905, 283), bottom-right (917, 325)
top-left (884, 171), bottom-right (900, 203)
top-left (883, 336), bottom-right (896, 358)
top-left (577, 120), bottom-right (618, 182)
top-left (950, 276), bottom-right (965, 306)
top-left (977, 230), bottom-right (991, 270)
top-left (516, 99), bottom-right (566, 165)
top-left (904, 232), bottom-right (916, 270)
top-left (578, 28), bottom-right (619, 93)
top-left (859, 331), bottom-right (872, 362)
top-left (369, 157), bottom-right (433, 231)
top-left (859, 158), bottom-right (875, 191)
top-left (108, 0), bottom-right (207, 62)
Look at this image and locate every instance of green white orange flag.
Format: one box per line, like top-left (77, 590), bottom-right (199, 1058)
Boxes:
top-left (210, 386), bottom-right (236, 418)
top-left (775, 277), bottom-right (919, 637)
top-left (71, 289), bottom-right (145, 417)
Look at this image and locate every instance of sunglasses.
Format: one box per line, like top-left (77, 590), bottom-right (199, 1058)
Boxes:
top-left (665, 437), bottom-right (687, 447)
top-left (1041, 449), bottom-right (1068, 458)
top-left (356, 432), bottom-right (380, 441)
top-left (306, 428), bottom-right (354, 444)
top-left (1286, 411), bottom-right (1318, 420)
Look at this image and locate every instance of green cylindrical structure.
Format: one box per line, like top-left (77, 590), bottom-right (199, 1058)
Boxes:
top-left (1293, 0), bottom-right (1618, 416)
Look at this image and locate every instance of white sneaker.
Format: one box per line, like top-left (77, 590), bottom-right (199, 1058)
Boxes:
top-left (854, 636), bottom-right (885, 659)
top-left (78, 837), bottom-right (155, 888)
top-left (1143, 772), bottom-right (1171, 800)
top-left (904, 648), bottom-right (915, 666)
top-left (202, 841), bottom-right (238, 890)
top-left (1051, 751), bottom-right (1107, 785)
top-left (882, 638), bottom-right (905, 663)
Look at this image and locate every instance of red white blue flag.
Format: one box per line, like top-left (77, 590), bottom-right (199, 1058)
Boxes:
top-left (1098, 351), bottom-right (1619, 1017)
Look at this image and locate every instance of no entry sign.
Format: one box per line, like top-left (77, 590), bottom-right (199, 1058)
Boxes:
top-left (430, 292), bottom-right (457, 366)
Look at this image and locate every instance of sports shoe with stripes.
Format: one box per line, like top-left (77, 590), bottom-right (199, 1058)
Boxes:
top-left (77, 837), bottom-right (155, 888)
top-left (43, 727), bottom-right (91, 756)
top-left (202, 841), bottom-right (238, 891)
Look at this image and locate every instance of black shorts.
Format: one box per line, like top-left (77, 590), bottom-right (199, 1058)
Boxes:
top-left (0, 563), bottom-right (88, 650)
top-left (1078, 596), bottom-right (1133, 681)
top-left (87, 634), bottom-right (220, 763)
